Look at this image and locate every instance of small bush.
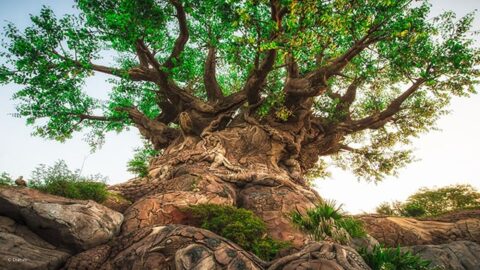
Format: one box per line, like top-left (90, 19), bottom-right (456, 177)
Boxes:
top-left (29, 160), bottom-right (108, 202)
top-left (337, 217), bottom-right (367, 238)
top-left (360, 245), bottom-right (436, 270)
top-left (401, 202), bottom-right (426, 217)
top-left (291, 200), bottom-right (366, 244)
top-left (185, 204), bottom-right (290, 261)
top-left (0, 172), bottom-right (14, 186)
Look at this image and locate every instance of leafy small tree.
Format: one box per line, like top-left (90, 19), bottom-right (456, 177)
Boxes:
top-left (376, 202), bottom-right (398, 216)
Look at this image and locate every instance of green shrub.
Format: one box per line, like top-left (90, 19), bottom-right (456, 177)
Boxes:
top-left (360, 245), bottom-right (436, 270)
top-left (185, 204), bottom-right (290, 261)
top-left (337, 217), bottom-right (367, 238)
top-left (0, 172), bottom-right (14, 186)
top-left (28, 160), bottom-right (108, 202)
top-left (127, 142), bottom-right (159, 177)
top-left (291, 200), bottom-right (366, 244)
top-left (401, 202), bottom-right (426, 217)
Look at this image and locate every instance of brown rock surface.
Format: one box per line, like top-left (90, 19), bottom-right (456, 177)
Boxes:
top-left (239, 185), bottom-right (318, 247)
top-left (402, 241), bottom-right (480, 270)
top-left (359, 215), bottom-right (480, 247)
top-left (64, 225), bottom-right (265, 270)
top-left (0, 186), bottom-right (124, 252)
top-left (267, 242), bottom-right (371, 270)
top-left (420, 209), bottom-right (480, 223)
top-left (121, 190), bottom-right (234, 234)
top-left (0, 216), bottom-right (71, 270)
top-left (101, 191), bottom-right (132, 213)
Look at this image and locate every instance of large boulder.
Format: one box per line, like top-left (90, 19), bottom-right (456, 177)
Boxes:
top-left (64, 225), bottom-right (265, 270)
top-left (358, 215), bottom-right (480, 247)
top-left (0, 216), bottom-right (71, 270)
top-left (402, 241), bottom-right (480, 270)
top-left (121, 191), bottom-right (234, 234)
top-left (0, 186), bottom-right (124, 252)
top-left (267, 242), bottom-right (371, 270)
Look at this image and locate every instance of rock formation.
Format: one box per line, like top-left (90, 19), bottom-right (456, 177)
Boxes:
top-left (0, 216), bottom-right (70, 270)
top-left (358, 214), bottom-right (480, 247)
top-left (402, 241), bottom-right (480, 270)
top-left (2, 184), bottom-right (479, 270)
top-left (0, 186), bottom-right (123, 252)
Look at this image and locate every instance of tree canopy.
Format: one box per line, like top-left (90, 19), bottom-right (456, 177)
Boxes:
top-left (1, 0), bottom-right (478, 181)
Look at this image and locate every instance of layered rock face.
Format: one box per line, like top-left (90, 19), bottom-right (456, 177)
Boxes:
top-left (64, 225), bottom-right (371, 270)
top-left (358, 215), bottom-right (480, 247)
top-left (0, 187), bottom-right (124, 252)
top-left (0, 216), bottom-right (70, 270)
top-left (2, 183), bottom-right (479, 270)
top-left (0, 186), bottom-right (123, 270)
top-left (0, 185), bottom-right (373, 270)
top-left (64, 225), bottom-right (265, 270)
top-left (402, 241), bottom-right (480, 270)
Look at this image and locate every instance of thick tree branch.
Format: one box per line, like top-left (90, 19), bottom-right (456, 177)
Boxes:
top-left (347, 78), bottom-right (427, 132)
top-left (243, 49), bottom-right (277, 105)
top-left (117, 106), bottom-right (180, 149)
top-left (136, 40), bottom-right (215, 114)
top-left (242, 0), bottom-right (286, 105)
top-left (285, 22), bottom-right (386, 103)
top-left (163, 0), bottom-right (189, 70)
top-left (204, 47), bottom-right (224, 101)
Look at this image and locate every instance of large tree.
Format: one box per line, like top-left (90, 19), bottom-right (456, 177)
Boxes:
top-left (1, 0), bottom-right (478, 245)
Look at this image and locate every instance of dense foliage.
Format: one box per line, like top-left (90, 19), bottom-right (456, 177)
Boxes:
top-left (376, 184), bottom-right (480, 217)
top-left (291, 200), bottom-right (366, 244)
top-left (186, 204), bottom-right (290, 261)
top-left (28, 160), bottom-right (109, 202)
top-left (1, 0), bottom-right (478, 181)
top-left (360, 245), bottom-right (437, 270)
top-left (0, 172), bottom-right (14, 186)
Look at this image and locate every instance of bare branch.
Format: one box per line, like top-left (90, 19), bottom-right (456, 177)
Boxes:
top-left (52, 50), bottom-right (152, 81)
top-left (77, 114), bottom-right (111, 122)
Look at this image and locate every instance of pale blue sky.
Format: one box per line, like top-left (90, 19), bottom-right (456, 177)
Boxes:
top-left (0, 0), bottom-right (479, 213)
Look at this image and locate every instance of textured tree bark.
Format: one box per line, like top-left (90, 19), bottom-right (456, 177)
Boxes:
top-left (110, 121), bottom-right (324, 246)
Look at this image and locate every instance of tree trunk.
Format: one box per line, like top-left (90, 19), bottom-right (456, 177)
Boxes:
top-left (110, 122), bottom-right (322, 247)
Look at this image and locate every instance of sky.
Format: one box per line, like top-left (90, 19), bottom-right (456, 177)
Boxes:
top-left (0, 0), bottom-right (479, 214)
